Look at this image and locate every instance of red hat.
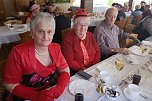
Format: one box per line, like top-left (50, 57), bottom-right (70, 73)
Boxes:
top-left (75, 8), bottom-right (88, 17)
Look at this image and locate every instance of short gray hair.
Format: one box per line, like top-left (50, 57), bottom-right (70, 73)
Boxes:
top-left (135, 5), bottom-right (141, 9)
top-left (73, 16), bottom-right (90, 26)
top-left (30, 12), bottom-right (55, 33)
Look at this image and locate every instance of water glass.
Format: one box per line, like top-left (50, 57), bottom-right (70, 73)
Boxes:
top-left (75, 88), bottom-right (84, 101)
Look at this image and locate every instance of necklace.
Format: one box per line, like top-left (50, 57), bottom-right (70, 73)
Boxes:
top-left (35, 49), bottom-right (48, 56)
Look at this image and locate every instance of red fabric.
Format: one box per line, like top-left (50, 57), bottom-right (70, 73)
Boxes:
top-left (3, 40), bottom-right (68, 84)
top-left (80, 41), bottom-right (89, 67)
top-left (62, 30), bottom-right (100, 71)
top-left (27, 12), bottom-right (33, 20)
top-left (12, 85), bottom-right (38, 100)
top-left (12, 84), bottom-right (54, 101)
top-left (44, 72), bottom-right (70, 98)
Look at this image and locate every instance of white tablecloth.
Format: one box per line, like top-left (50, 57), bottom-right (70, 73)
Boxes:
top-left (145, 36), bottom-right (152, 41)
top-left (0, 24), bottom-right (30, 44)
top-left (55, 45), bottom-right (152, 101)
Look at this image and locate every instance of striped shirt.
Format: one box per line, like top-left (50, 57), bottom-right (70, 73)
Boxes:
top-left (93, 20), bottom-right (131, 57)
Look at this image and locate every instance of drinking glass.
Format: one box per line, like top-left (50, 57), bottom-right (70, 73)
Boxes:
top-left (115, 58), bottom-right (124, 70)
top-left (74, 88), bottom-right (84, 101)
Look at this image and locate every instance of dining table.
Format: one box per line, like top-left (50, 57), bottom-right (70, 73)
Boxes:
top-left (0, 24), bottom-right (30, 44)
top-left (55, 42), bottom-right (152, 101)
top-left (145, 36), bottom-right (152, 42)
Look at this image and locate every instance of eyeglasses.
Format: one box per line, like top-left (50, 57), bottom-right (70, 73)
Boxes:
top-left (77, 23), bottom-right (88, 27)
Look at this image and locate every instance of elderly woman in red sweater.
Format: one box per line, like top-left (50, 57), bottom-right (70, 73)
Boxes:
top-left (62, 8), bottom-right (100, 76)
top-left (3, 12), bottom-right (70, 101)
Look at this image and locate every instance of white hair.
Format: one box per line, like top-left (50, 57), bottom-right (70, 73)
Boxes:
top-left (30, 12), bottom-right (55, 33)
top-left (73, 16), bottom-right (90, 26)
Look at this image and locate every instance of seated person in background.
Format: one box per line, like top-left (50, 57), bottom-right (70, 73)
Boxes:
top-left (124, 2), bottom-right (132, 17)
top-left (133, 14), bottom-right (152, 41)
top-left (26, 4), bottom-right (40, 23)
top-left (93, 8), bottom-right (140, 60)
top-left (48, 3), bottom-right (56, 16)
top-left (2, 12), bottom-right (70, 101)
top-left (41, 0), bottom-right (52, 12)
top-left (131, 5), bottom-right (143, 24)
top-left (131, 5), bottom-right (143, 17)
top-left (112, 3), bottom-right (126, 21)
top-left (62, 8), bottom-right (100, 76)
top-left (53, 6), bottom-right (71, 44)
top-left (140, 1), bottom-right (146, 12)
top-left (142, 4), bottom-right (152, 19)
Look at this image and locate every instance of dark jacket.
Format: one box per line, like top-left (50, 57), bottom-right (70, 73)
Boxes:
top-left (53, 14), bottom-right (71, 43)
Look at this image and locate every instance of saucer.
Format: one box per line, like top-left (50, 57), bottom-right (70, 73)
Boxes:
top-left (124, 87), bottom-right (140, 101)
top-left (125, 55), bottom-right (140, 65)
top-left (68, 79), bottom-right (95, 95)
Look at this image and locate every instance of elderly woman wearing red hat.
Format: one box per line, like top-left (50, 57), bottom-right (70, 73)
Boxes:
top-left (62, 8), bottom-right (100, 76)
top-left (26, 4), bottom-right (40, 23)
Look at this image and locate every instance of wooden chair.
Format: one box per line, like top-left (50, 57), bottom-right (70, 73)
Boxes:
top-left (0, 59), bottom-right (6, 100)
top-left (115, 19), bottom-right (127, 31)
top-left (125, 16), bottom-right (133, 26)
top-left (19, 31), bottom-right (32, 43)
top-left (135, 15), bottom-right (143, 25)
top-left (125, 33), bottom-right (138, 48)
top-left (125, 24), bottom-right (136, 33)
top-left (0, 59), bottom-right (6, 76)
top-left (61, 28), bottom-right (73, 41)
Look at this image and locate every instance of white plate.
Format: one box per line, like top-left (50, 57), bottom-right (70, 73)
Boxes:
top-left (125, 55), bottom-right (140, 64)
top-left (124, 87), bottom-right (143, 101)
top-left (68, 79), bottom-right (95, 95)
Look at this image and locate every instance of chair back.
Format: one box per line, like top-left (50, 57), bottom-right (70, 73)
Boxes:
top-left (125, 24), bottom-right (136, 33)
top-left (0, 59), bottom-right (6, 99)
top-left (126, 16), bottom-right (133, 26)
top-left (0, 59), bottom-right (6, 75)
top-left (61, 28), bottom-right (72, 41)
top-left (135, 15), bottom-right (143, 25)
top-left (19, 31), bottom-right (32, 43)
top-left (125, 33), bottom-right (138, 48)
top-left (115, 19), bottom-right (127, 31)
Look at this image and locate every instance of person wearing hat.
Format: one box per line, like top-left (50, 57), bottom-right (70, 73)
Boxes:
top-left (93, 8), bottom-right (141, 60)
top-left (140, 1), bottom-right (146, 12)
top-left (131, 5), bottom-right (143, 17)
top-left (26, 4), bottom-right (40, 23)
top-left (62, 8), bottom-right (100, 76)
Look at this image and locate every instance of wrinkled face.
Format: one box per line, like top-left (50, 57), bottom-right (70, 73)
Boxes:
top-left (74, 17), bottom-right (89, 38)
top-left (105, 9), bottom-right (118, 26)
top-left (32, 21), bottom-right (54, 47)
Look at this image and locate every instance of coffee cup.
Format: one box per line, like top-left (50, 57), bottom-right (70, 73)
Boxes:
top-left (127, 84), bottom-right (142, 98)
